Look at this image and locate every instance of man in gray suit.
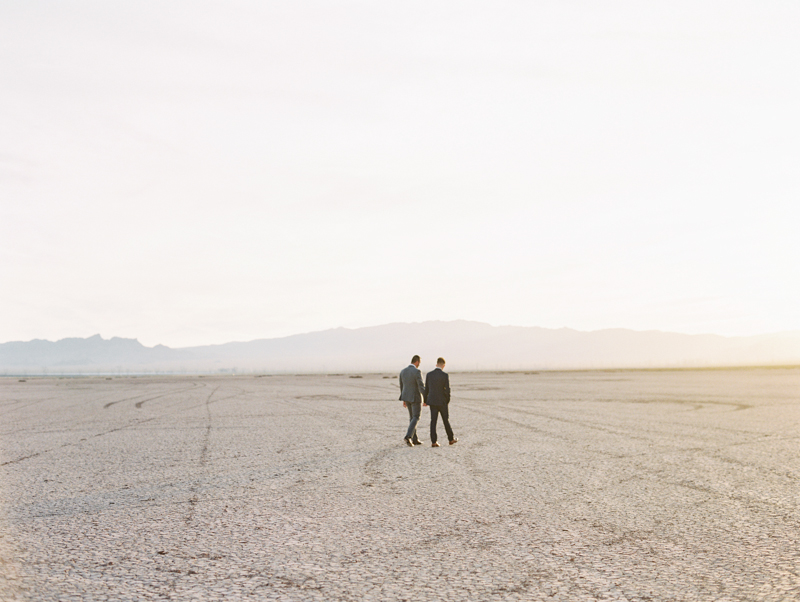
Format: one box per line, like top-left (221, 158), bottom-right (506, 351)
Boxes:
top-left (399, 355), bottom-right (425, 446)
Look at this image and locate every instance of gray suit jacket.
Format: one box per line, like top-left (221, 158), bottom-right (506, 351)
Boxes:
top-left (398, 364), bottom-right (425, 404)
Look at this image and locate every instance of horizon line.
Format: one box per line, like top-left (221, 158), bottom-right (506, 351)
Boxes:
top-left (3, 319), bottom-right (800, 349)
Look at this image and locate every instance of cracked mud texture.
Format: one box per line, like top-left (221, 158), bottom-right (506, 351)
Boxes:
top-left (1, 369), bottom-right (799, 601)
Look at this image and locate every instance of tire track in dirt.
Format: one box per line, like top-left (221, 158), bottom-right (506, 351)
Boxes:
top-left (102, 382), bottom-right (203, 409)
top-left (184, 385), bottom-right (220, 526)
top-left (2, 382), bottom-right (212, 467)
top-left (0, 416), bottom-right (160, 467)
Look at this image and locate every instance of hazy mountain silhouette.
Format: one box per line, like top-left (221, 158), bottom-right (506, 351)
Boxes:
top-left (2, 321), bottom-right (800, 374)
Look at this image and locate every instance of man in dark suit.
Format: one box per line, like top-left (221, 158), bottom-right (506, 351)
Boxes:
top-left (398, 355), bottom-right (425, 446)
top-left (424, 357), bottom-right (458, 447)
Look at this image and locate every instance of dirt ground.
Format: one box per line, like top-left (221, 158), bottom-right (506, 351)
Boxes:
top-left (1, 369), bottom-right (799, 601)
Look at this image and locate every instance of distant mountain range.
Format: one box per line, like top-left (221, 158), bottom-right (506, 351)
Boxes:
top-left (2, 321), bottom-right (800, 374)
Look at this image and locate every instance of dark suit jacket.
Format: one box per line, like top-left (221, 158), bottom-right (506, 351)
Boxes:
top-left (424, 368), bottom-right (450, 406)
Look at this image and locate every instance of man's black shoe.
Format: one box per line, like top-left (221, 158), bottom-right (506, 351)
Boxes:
top-left (411, 440), bottom-right (423, 446)
top-left (404, 438), bottom-right (415, 447)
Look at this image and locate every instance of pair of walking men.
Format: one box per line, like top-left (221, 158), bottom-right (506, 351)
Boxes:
top-left (399, 355), bottom-right (457, 447)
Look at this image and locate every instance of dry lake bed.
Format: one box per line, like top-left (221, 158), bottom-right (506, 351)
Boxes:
top-left (1, 369), bottom-right (799, 601)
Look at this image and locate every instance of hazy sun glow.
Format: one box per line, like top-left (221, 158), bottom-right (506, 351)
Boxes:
top-left (2, 1), bottom-right (799, 347)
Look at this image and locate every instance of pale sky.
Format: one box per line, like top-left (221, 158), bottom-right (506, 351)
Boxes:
top-left (2, 1), bottom-right (799, 347)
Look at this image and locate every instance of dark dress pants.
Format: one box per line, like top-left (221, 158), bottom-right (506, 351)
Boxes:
top-left (429, 403), bottom-right (454, 444)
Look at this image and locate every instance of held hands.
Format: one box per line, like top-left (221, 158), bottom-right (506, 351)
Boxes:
top-left (403, 401), bottom-right (407, 408)
top-left (423, 402), bottom-right (428, 407)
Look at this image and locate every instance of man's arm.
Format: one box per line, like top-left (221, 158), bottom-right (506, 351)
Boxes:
top-left (423, 371), bottom-right (430, 406)
top-left (444, 373), bottom-right (451, 404)
top-left (399, 372), bottom-right (405, 404)
top-left (415, 369), bottom-right (425, 402)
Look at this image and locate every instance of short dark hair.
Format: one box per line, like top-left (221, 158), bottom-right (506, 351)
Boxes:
top-left (411, 355), bottom-right (420, 364)
top-left (437, 357), bottom-right (445, 365)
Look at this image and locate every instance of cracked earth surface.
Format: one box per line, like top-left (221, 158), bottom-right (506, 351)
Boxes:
top-left (1, 369), bottom-right (799, 601)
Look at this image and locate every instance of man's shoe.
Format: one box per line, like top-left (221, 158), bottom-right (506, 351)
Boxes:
top-left (405, 438), bottom-right (414, 447)
top-left (449, 438), bottom-right (459, 445)
top-left (412, 442), bottom-right (423, 446)
top-left (431, 442), bottom-right (441, 447)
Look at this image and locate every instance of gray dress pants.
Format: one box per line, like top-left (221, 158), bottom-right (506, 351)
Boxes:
top-left (404, 401), bottom-right (422, 442)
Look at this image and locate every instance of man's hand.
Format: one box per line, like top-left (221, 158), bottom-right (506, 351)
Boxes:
top-left (423, 402), bottom-right (428, 407)
top-left (403, 401), bottom-right (407, 408)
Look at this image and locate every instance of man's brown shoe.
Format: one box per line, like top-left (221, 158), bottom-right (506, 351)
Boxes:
top-left (449, 438), bottom-right (459, 445)
top-left (431, 442), bottom-right (441, 447)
